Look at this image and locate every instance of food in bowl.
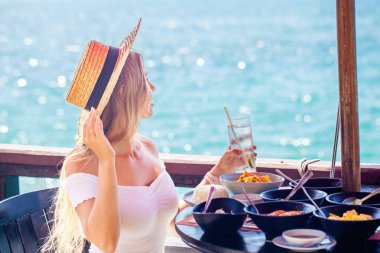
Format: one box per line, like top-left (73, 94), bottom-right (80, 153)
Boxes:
top-left (235, 170), bottom-right (272, 182)
top-left (260, 188), bottom-right (327, 206)
top-left (192, 198), bottom-right (246, 234)
top-left (325, 191), bottom-right (380, 208)
top-left (313, 205), bottom-right (380, 242)
top-left (266, 210), bottom-right (304, 216)
top-left (192, 184), bottom-right (229, 204)
top-left (244, 201), bottom-right (315, 240)
top-left (215, 208), bottom-right (231, 214)
top-left (328, 209), bottom-right (373, 221)
top-left (220, 172), bottom-right (284, 195)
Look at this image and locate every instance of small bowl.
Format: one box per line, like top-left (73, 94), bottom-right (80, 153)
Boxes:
top-left (326, 192), bottom-right (380, 208)
top-left (220, 172), bottom-right (284, 195)
top-left (260, 188), bottom-right (327, 206)
top-left (230, 193), bottom-right (263, 205)
top-left (244, 201), bottom-right (315, 240)
top-left (282, 229), bottom-right (326, 247)
top-left (289, 177), bottom-right (342, 195)
top-left (192, 198), bottom-right (246, 235)
top-left (313, 205), bottom-right (380, 242)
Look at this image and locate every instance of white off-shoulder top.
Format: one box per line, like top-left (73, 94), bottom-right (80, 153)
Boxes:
top-left (66, 164), bottom-right (179, 253)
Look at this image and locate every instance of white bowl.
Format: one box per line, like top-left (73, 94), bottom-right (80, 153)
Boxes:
top-left (282, 229), bottom-right (326, 247)
top-left (220, 172), bottom-right (284, 195)
top-left (230, 193), bottom-right (263, 205)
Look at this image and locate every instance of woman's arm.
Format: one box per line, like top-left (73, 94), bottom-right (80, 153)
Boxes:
top-left (168, 147), bottom-right (255, 237)
top-left (71, 108), bottom-right (120, 253)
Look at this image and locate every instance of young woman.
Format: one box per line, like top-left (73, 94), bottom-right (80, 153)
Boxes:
top-left (42, 19), bottom-right (251, 253)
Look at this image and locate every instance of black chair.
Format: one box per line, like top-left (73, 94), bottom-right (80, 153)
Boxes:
top-left (0, 188), bottom-right (90, 253)
top-left (0, 188), bottom-right (57, 253)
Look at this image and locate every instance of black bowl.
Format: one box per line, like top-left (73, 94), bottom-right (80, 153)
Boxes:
top-left (289, 177), bottom-right (342, 194)
top-left (326, 192), bottom-right (380, 208)
top-left (260, 188), bottom-right (327, 206)
top-left (192, 198), bottom-right (246, 235)
top-left (244, 201), bottom-right (315, 240)
top-left (313, 205), bottom-right (380, 242)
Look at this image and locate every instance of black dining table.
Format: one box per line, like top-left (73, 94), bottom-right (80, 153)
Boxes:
top-left (175, 207), bottom-right (380, 253)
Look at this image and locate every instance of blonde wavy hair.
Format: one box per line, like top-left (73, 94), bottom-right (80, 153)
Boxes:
top-left (41, 51), bottom-right (147, 253)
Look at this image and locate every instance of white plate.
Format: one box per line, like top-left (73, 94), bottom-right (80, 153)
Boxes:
top-left (182, 190), bottom-right (196, 206)
top-left (272, 235), bottom-right (336, 252)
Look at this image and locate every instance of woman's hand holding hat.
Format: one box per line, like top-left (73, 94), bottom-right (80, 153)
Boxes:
top-left (83, 107), bottom-right (115, 161)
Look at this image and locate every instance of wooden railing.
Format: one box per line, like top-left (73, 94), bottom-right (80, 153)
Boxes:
top-left (1, 144), bottom-right (380, 201)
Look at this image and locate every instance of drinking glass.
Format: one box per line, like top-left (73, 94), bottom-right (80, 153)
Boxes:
top-left (227, 113), bottom-right (256, 172)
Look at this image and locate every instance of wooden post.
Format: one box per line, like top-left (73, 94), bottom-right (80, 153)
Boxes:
top-left (5, 176), bottom-right (20, 198)
top-left (0, 176), bottom-right (5, 200)
top-left (336, 0), bottom-right (360, 191)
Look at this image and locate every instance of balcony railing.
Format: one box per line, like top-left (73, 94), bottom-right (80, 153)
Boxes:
top-left (1, 144), bottom-right (380, 200)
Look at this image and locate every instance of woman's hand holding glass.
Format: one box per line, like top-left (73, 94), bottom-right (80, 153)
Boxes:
top-left (211, 146), bottom-right (256, 177)
top-left (83, 107), bottom-right (115, 161)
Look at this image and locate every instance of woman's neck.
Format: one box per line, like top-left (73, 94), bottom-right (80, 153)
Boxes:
top-left (112, 135), bottom-right (140, 157)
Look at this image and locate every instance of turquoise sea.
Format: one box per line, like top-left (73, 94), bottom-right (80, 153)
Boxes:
top-left (0, 0), bottom-right (379, 192)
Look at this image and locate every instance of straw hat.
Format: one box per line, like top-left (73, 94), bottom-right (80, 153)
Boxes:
top-left (66, 18), bottom-right (142, 115)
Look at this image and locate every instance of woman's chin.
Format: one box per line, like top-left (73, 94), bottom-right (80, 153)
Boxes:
top-left (140, 111), bottom-right (153, 119)
top-left (148, 105), bottom-right (154, 117)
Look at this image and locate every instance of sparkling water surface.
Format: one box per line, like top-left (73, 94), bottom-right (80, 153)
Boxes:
top-left (0, 0), bottom-right (379, 193)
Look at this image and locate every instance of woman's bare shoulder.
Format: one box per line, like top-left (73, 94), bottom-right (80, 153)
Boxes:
top-left (65, 154), bottom-right (98, 177)
top-left (138, 134), bottom-right (159, 155)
